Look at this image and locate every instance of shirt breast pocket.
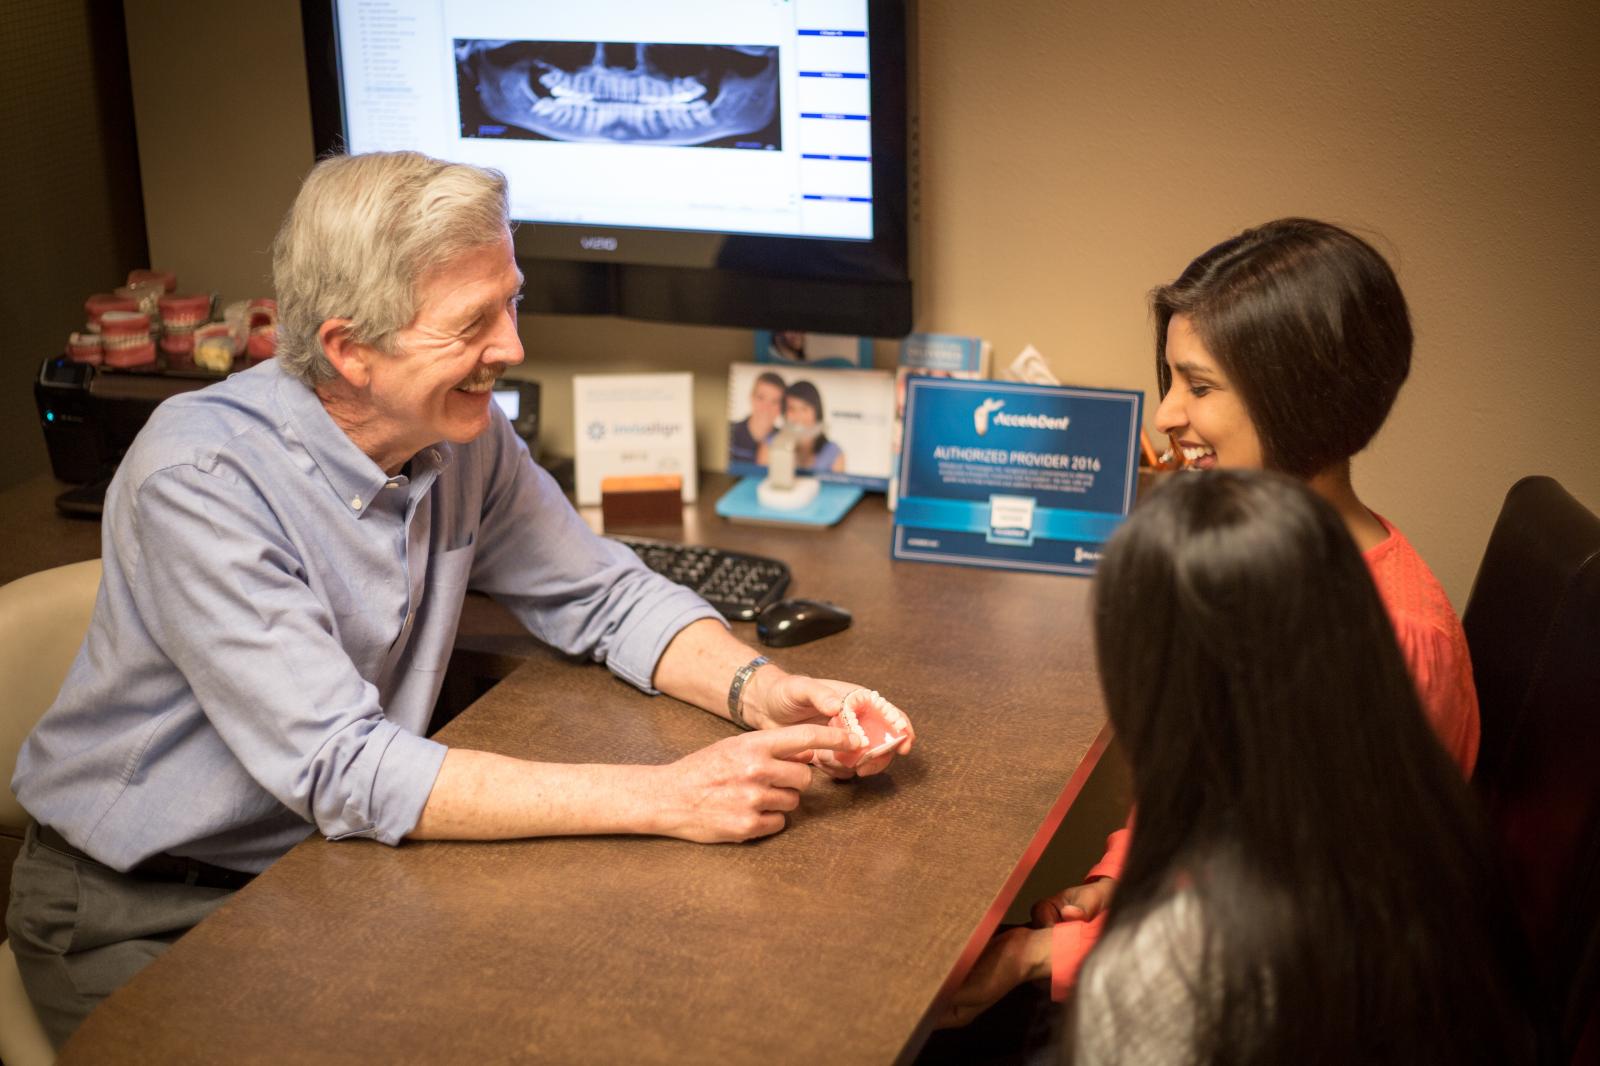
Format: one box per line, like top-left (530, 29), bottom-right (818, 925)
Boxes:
top-left (406, 540), bottom-right (475, 674)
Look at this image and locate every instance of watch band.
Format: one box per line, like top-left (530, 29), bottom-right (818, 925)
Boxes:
top-left (727, 655), bottom-right (770, 730)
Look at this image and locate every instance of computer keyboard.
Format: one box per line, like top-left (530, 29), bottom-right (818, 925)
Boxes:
top-left (608, 534), bottom-right (791, 621)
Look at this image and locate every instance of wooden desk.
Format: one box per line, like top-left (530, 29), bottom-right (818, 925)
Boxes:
top-left (57, 477), bottom-right (1111, 1065)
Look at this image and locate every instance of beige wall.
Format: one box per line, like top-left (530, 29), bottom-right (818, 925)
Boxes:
top-left (125, 0), bottom-right (1599, 606)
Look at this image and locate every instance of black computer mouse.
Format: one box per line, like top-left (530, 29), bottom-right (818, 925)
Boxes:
top-left (756, 598), bottom-right (853, 647)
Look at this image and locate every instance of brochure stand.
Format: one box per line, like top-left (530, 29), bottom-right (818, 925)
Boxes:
top-left (715, 477), bottom-right (863, 528)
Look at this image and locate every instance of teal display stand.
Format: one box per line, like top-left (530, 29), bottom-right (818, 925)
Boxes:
top-left (714, 477), bottom-right (864, 527)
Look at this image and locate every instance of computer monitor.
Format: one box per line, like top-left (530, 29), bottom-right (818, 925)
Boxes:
top-left (300, 0), bottom-right (913, 336)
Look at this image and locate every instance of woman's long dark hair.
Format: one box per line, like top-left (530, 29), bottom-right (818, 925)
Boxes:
top-left (1073, 471), bottom-right (1529, 1064)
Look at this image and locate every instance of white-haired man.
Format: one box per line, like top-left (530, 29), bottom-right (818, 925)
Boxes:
top-left (7, 152), bottom-right (914, 1046)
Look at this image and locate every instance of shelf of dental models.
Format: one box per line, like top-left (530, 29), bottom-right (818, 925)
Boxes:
top-left (68, 269), bottom-right (277, 374)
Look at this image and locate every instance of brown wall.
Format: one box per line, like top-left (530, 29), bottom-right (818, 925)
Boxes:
top-left (123, 0), bottom-right (1599, 605)
top-left (0, 1), bottom-right (147, 491)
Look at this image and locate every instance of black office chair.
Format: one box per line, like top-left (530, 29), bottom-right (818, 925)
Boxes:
top-left (1463, 476), bottom-right (1600, 1065)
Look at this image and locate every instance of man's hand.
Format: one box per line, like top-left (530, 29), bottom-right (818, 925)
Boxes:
top-left (651, 723), bottom-right (862, 843)
top-left (648, 621), bottom-right (915, 778)
top-left (935, 926), bottom-right (1052, 1029)
top-left (745, 672), bottom-right (916, 779)
top-left (1030, 876), bottom-right (1117, 927)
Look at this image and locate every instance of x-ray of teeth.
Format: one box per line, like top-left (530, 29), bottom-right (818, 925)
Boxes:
top-left (456, 40), bottom-right (781, 149)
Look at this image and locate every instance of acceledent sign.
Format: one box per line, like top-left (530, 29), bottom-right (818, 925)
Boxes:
top-left (972, 397), bottom-right (1070, 435)
top-left (993, 410), bottom-right (1070, 430)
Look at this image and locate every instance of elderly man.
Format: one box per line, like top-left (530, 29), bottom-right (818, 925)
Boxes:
top-left (7, 152), bottom-right (914, 1046)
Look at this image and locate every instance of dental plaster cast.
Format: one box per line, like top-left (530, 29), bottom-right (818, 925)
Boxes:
top-left (833, 689), bottom-right (911, 770)
top-left (191, 323), bottom-right (235, 373)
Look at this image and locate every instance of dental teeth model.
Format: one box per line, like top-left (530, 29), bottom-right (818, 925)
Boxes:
top-left (833, 689), bottom-right (911, 770)
top-left (157, 293), bottom-right (213, 366)
top-left (66, 332), bottom-right (103, 365)
top-left (245, 299), bottom-right (278, 362)
top-left (99, 311), bottom-right (156, 369)
top-left (84, 292), bottom-right (139, 330)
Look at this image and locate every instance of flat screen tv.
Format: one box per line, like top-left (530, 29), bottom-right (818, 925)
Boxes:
top-left (300, 0), bottom-right (913, 336)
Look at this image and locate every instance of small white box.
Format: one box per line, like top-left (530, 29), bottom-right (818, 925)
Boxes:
top-left (572, 373), bottom-right (697, 506)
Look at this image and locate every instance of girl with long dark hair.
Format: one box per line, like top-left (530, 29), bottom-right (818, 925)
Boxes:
top-left (1066, 471), bottom-right (1528, 1064)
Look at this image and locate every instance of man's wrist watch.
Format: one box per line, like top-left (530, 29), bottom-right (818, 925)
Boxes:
top-left (727, 655), bottom-right (770, 730)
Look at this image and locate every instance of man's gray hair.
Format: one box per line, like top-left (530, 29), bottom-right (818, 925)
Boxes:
top-left (271, 151), bottom-right (511, 386)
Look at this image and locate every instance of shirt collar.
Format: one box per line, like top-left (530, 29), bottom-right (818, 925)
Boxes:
top-left (272, 361), bottom-right (454, 519)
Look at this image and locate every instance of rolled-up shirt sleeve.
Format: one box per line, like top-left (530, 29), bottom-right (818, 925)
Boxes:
top-left (466, 419), bottom-right (724, 692)
top-left (130, 464), bottom-right (446, 844)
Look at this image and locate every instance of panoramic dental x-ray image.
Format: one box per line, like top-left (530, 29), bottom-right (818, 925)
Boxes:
top-left (456, 40), bottom-right (782, 149)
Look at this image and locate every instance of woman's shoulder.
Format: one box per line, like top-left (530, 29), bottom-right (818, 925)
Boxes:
top-left (1363, 514), bottom-right (1480, 772)
top-left (1363, 515), bottom-right (1465, 641)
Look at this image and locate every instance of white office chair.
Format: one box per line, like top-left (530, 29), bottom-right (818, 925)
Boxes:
top-left (0, 558), bottom-right (102, 1066)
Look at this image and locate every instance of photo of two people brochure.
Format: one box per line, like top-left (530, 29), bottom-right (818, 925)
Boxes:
top-left (892, 377), bottom-right (1143, 575)
top-left (726, 362), bottom-right (893, 491)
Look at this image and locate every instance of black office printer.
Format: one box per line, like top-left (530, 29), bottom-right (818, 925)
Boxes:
top-left (33, 357), bottom-right (216, 513)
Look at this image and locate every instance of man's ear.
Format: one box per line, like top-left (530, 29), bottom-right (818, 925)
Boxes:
top-left (318, 319), bottom-right (372, 389)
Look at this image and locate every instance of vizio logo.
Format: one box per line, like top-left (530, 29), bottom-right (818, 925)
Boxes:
top-left (580, 235), bottom-right (618, 251)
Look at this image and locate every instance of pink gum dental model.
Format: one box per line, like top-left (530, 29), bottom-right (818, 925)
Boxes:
top-left (833, 688), bottom-right (911, 769)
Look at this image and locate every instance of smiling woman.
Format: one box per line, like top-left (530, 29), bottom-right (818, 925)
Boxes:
top-left (1151, 219), bottom-right (1413, 484)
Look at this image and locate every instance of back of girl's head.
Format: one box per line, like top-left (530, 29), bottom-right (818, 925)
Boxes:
top-left (1083, 471), bottom-right (1530, 1064)
top-left (1092, 470), bottom-right (1426, 848)
top-left (1152, 219), bottom-right (1412, 478)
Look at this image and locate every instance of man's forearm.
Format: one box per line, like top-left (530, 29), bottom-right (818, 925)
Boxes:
top-left (408, 749), bottom-right (664, 840)
top-left (650, 617), bottom-right (783, 727)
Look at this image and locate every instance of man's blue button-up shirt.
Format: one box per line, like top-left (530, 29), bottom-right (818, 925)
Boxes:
top-left (13, 360), bottom-right (720, 873)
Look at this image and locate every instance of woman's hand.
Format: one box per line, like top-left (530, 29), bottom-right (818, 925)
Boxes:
top-left (1030, 877), bottom-right (1117, 926)
top-left (935, 927), bottom-right (1052, 1029)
